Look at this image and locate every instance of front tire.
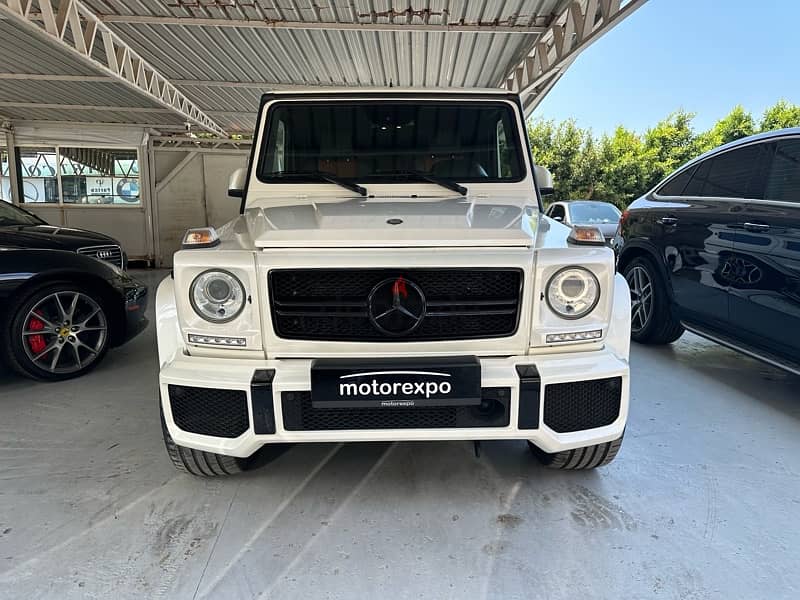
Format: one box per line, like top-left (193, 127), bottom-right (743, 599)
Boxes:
top-left (2, 282), bottom-right (110, 381)
top-left (622, 256), bottom-right (684, 344)
top-left (161, 407), bottom-right (246, 477)
top-left (529, 436), bottom-right (623, 470)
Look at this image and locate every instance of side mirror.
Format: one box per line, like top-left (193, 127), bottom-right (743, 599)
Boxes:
top-left (227, 167), bottom-right (246, 199)
top-left (534, 165), bottom-right (554, 196)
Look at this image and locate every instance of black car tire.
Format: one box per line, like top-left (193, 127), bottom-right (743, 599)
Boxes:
top-left (622, 256), bottom-right (684, 344)
top-left (2, 281), bottom-right (111, 381)
top-left (161, 406), bottom-right (246, 477)
top-left (528, 436), bottom-right (623, 469)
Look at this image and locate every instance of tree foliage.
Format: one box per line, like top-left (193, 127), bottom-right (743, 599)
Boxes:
top-left (530, 100), bottom-right (800, 209)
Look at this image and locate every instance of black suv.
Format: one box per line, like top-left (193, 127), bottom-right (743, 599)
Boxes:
top-left (617, 128), bottom-right (800, 375)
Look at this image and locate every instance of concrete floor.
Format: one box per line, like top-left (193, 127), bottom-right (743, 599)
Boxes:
top-left (1, 269), bottom-right (799, 599)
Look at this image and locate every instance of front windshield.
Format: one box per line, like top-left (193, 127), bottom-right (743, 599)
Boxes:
top-left (257, 101), bottom-right (525, 184)
top-left (568, 202), bottom-right (621, 224)
top-left (0, 201), bottom-right (44, 226)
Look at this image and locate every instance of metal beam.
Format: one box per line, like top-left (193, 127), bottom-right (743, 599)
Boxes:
top-left (505, 0), bottom-right (648, 114)
top-left (0, 0), bottom-right (227, 136)
top-left (0, 102), bottom-right (172, 113)
top-left (0, 73), bottom-right (112, 82)
top-left (94, 14), bottom-right (547, 34)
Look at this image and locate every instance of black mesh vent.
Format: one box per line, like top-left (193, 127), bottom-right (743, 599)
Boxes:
top-left (168, 385), bottom-right (249, 438)
top-left (269, 269), bottom-right (522, 341)
top-left (281, 388), bottom-right (510, 431)
top-left (543, 377), bottom-right (622, 433)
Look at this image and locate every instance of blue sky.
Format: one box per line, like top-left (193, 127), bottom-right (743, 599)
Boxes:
top-left (534, 0), bottom-right (800, 135)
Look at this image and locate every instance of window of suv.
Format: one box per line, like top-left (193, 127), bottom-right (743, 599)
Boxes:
top-left (682, 143), bottom-right (769, 199)
top-left (764, 138), bottom-right (800, 202)
top-left (658, 143), bottom-right (772, 199)
top-left (258, 101), bottom-right (525, 183)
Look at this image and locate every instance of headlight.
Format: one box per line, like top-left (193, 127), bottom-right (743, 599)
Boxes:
top-left (190, 270), bottom-right (246, 323)
top-left (546, 267), bottom-right (600, 319)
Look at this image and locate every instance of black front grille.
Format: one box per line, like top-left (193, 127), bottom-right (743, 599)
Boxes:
top-left (269, 269), bottom-right (522, 341)
top-left (168, 385), bottom-right (249, 438)
top-left (281, 388), bottom-right (510, 431)
top-left (77, 245), bottom-right (124, 268)
top-left (543, 377), bottom-right (622, 433)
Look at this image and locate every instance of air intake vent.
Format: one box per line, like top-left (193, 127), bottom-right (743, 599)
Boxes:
top-left (281, 388), bottom-right (510, 431)
top-left (168, 385), bottom-right (249, 438)
top-left (543, 377), bottom-right (622, 433)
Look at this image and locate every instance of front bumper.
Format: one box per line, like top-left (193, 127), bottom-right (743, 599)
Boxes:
top-left (159, 347), bottom-right (629, 458)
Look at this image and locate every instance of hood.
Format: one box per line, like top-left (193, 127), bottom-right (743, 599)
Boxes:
top-left (0, 224), bottom-right (118, 251)
top-left (244, 197), bottom-right (539, 248)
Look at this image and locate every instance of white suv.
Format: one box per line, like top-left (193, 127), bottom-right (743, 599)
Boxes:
top-left (156, 89), bottom-right (631, 476)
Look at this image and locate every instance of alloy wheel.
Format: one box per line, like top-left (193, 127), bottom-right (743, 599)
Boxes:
top-left (21, 291), bottom-right (107, 375)
top-left (626, 265), bottom-right (653, 334)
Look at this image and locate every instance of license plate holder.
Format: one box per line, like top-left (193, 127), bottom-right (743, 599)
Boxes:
top-left (310, 357), bottom-right (481, 409)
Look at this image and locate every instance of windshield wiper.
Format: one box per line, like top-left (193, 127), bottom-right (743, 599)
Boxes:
top-left (275, 170), bottom-right (366, 196)
top-left (373, 169), bottom-right (468, 196)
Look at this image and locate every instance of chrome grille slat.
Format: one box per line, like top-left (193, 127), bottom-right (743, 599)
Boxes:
top-left (77, 245), bottom-right (123, 269)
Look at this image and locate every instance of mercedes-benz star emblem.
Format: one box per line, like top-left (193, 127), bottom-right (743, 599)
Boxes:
top-left (368, 276), bottom-right (426, 336)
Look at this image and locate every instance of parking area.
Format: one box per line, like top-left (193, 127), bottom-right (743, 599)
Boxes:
top-left (0, 269), bottom-right (797, 599)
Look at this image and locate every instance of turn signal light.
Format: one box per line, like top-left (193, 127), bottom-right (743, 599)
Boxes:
top-left (567, 226), bottom-right (605, 246)
top-left (546, 330), bottom-right (602, 343)
top-left (182, 227), bottom-right (220, 249)
top-left (188, 334), bottom-right (246, 347)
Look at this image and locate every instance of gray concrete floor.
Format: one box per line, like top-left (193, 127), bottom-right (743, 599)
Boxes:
top-left (1, 269), bottom-right (799, 599)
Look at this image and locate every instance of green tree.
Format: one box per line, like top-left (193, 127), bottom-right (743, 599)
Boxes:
top-left (642, 110), bottom-right (699, 189)
top-left (759, 99), bottom-right (800, 131)
top-left (527, 118), bottom-right (592, 203)
top-left (697, 105), bottom-right (755, 151)
top-left (595, 126), bottom-right (650, 209)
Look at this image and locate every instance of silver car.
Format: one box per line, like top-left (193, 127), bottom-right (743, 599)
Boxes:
top-left (545, 200), bottom-right (622, 243)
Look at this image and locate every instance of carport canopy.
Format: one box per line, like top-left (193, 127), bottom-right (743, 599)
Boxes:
top-left (0, 0), bottom-right (646, 137)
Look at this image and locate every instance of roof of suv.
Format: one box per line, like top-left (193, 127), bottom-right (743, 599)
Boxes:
top-left (688, 127), bottom-right (800, 167)
top-left (265, 87), bottom-right (515, 96)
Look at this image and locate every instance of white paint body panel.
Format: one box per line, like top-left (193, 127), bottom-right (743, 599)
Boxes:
top-left (156, 91), bottom-right (631, 458)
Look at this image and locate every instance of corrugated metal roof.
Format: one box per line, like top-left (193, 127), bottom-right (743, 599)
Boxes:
top-left (1, 0), bottom-right (578, 133)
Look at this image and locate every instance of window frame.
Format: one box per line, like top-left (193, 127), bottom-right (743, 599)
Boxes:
top-left (760, 135), bottom-right (800, 206)
top-left (654, 144), bottom-right (767, 202)
top-left (14, 144), bottom-right (142, 209)
top-left (254, 99), bottom-right (528, 185)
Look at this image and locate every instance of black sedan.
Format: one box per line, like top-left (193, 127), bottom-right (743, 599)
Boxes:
top-left (617, 128), bottom-right (800, 375)
top-left (0, 201), bottom-right (126, 268)
top-left (0, 204), bottom-right (147, 381)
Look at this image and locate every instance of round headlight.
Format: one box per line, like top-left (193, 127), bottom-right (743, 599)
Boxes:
top-left (190, 270), bottom-right (246, 323)
top-left (546, 267), bottom-right (600, 319)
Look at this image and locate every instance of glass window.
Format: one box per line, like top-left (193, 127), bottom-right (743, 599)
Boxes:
top-left (549, 204), bottom-right (566, 220)
top-left (657, 166), bottom-right (695, 196)
top-left (1, 147), bottom-right (10, 202)
top-left (0, 200), bottom-right (44, 225)
top-left (18, 147), bottom-right (59, 203)
top-left (683, 144), bottom-right (768, 199)
top-left (59, 148), bottom-right (140, 205)
top-left (568, 202), bottom-right (621, 225)
top-left (258, 102), bottom-right (525, 183)
top-left (764, 138), bottom-right (800, 203)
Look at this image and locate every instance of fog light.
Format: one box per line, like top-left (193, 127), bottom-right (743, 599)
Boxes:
top-left (546, 330), bottom-right (602, 343)
top-left (188, 334), bottom-right (247, 347)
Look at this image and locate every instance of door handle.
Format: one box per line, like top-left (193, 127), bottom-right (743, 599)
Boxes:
top-left (657, 217), bottom-right (678, 226)
top-left (743, 222), bottom-right (770, 232)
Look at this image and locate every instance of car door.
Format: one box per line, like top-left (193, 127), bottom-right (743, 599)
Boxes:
top-left (653, 142), bottom-right (770, 329)
top-left (729, 136), bottom-right (800, 360)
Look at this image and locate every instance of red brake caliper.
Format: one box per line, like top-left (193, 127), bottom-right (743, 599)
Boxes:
top-left (27, 311), bottom-right (47, 354)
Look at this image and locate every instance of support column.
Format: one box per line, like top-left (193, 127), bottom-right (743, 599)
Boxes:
top-left (4, 129), bottom-right (21, 205)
